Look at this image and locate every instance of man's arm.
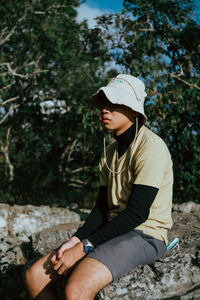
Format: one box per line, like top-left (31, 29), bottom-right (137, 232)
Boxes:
top-left (52, 241), bottom-right (86, 275)
top-left (87, 184), bottom-right (158, 246)
top-left (51, 186), bottom-right (108, 273)
top-left (51, 185), bottom-right (157, 275)
top-left (73, 185), bottom-right (108, 240)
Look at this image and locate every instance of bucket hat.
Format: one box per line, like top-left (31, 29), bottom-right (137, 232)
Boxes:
top-left (89, 74), bottom-right (147, 123)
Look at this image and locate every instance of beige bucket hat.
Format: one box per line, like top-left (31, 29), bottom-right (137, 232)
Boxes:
top-left (89, 74), bottom-right (147, 123)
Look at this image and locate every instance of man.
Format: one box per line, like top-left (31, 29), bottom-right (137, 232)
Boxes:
top-left (26, 74), bottom-right (173, 300)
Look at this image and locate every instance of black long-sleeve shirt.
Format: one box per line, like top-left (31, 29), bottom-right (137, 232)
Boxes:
top-left (74, 121), bottom-right (158, 246)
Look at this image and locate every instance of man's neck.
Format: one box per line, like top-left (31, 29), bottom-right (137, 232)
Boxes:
top-left (114, 118), bottom-right (143, 157)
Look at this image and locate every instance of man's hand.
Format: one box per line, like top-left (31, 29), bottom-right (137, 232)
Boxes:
top-left (52, 242), bottom-right (86, 275)
top-left (51, 236), bottom-right (80, 264)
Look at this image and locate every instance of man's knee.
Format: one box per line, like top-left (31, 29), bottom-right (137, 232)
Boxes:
top-left (65, 280), bottom-right (95, 300)
top-left (65, 281), bottom-right (80, 300)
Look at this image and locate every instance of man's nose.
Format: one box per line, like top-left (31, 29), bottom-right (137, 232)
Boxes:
top-left (102, 106), bottom-right (111, 113)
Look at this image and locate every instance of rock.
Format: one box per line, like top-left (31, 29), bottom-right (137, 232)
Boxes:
top-left (0, 236), bottom-right (26, 272)
top-left (0, 204), bottom-right (9, 234)
top-left (0, 201), bottom-right (200, 300)
top-left (96, 250), bottom-right (200, 299)
top-left (0, 203), bottom-right (85, 242)
top-left (179, 285), bottom-right (200, 300)
top-left (31, 222), bottom-right (82, 255)
top-left (173, 201), bottom-right (200, 214)
top-left (95, 201), bottom-right (200, 300)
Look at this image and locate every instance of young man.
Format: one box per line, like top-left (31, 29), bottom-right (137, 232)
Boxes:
top-left (26, 74), bottom-right (173, 300)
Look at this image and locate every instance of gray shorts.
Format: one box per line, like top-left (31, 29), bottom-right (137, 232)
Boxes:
top-left (87, 229), bottom-right (167, 281)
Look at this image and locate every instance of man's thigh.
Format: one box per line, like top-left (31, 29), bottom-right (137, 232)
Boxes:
top-left (65, 257), bottom-right (113, 299)
top-left (26, 251), bottom-right (61, 297)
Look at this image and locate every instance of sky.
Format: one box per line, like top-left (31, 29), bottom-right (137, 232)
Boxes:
top-left (76, 0), bottom-right (124, 27)
top-left (84, 0), bottom-right (123, 12)
top-left (77, 0), bottom-right (200, 28)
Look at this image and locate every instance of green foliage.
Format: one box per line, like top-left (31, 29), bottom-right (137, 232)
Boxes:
top-left (0, 0), bottom-right (199, 206)
top-left (0, 0), bottom-right (109, 206)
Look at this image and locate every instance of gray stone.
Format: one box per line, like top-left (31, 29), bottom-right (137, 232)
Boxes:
top-left (0, 206), bottom-right (8, 233)
top-left (29, 202), bottom-right (200, 300)
top-left (0, 235), bottom-right (26, 272)
top-left (95, 201), bottom-right (200, 300)
top-left (31, 222), bottom-right (82, 255)
top-left (172, 201), bottom-right (200, 214)
top-left (180, 285), bottom-right (200, 299)
top-left (96, 251), bottom-right (200, 299)
top-left (0, 203), bottom-right (83, 242)
top-left (1, 201), bottom-right (200, 299)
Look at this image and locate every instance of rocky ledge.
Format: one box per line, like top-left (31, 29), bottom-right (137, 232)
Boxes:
top-left (0, 201), bottom-right (200, 299)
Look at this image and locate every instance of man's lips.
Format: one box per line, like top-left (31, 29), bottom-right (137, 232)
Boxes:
top-left (102, 118), bottom-right (111, 123)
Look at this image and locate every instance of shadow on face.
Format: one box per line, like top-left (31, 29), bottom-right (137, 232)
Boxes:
top-left (97, 91), bottom-right (139, 122)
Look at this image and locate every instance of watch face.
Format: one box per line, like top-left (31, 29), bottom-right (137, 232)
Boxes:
top-left (83, 239), bottom-right (94, 254)
top-left (85, 245), bottom-right (94, 253)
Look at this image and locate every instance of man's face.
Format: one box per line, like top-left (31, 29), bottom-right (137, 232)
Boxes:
top-left (98, 93), bottom-right (137, 136)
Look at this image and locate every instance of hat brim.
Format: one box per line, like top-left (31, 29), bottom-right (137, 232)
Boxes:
top-left (89, 87), bottom-right (147, 124)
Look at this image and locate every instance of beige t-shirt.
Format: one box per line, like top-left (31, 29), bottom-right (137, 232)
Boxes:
top-left (99, 125), bottom-right (173, 244)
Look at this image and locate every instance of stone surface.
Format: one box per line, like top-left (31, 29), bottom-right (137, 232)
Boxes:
top-left (96, 251), bottom-right (200, 299)
top-left (0, 203), bottom-right (89, 273)
top-left (0, 203), bottom-right (88, 242)
top-left (95, 202), bottom-right (200, 300)
top-left (31, 222), bottom-right (82, 254)
top-left (0, 236), bottom-right (26, 272)
top-left (28, 202), bottom-right (200, 300)
top-left (0, 201), bottom-right (200, 299)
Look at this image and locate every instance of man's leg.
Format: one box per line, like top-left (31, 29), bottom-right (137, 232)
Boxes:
top-left (25, 251), bottom-right (62, 299)
top-left (65, 257), bottom-right (113, 300)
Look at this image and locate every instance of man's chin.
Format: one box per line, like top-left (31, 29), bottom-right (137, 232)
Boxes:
top-left (104, 124), bottom-right (114, 130)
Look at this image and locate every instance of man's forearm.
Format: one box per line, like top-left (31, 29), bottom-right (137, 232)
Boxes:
top-left (53, 242), bottom-right (87, 275)
top-left (74, 186), bottom-right (108, 240)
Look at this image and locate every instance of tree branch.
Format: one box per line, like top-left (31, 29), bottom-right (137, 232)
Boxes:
top-left (171, 64), bottom-right (200, 90)
top-left (0, 96), bottom-right (19, 107)
top-left (0, 128), bottom-right (14, 181)
top-left (70, 178), bottom-right (85, 184)
top-left (171, 74), bottom-right (200, 90)
top-left (68, 183), bottom-right (83, 188)
top-left (139, 15), bottom-right (154, 32)
top-left (0, 10), bottom-right (28, 46)
top-left (0, 103), bottom-right (19, 125)
top-left (67, 139), bottom-right (78, 163)
top-left (0, 62), bottom-right (48, 78)
top-left (34, 5), bottom-right (70, 15)
top-left (70, 167), bottom-right (90, 174)
top-left (0, 82), bottom-right (15, 92)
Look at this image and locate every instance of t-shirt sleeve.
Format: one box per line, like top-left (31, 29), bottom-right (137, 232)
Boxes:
top-left (133, 141), bottom-right (170, 188)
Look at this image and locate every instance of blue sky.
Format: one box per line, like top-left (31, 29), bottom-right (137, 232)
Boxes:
top-left (76, 1), bottom-right (124, 27)
top-left (85, 0), bottom-right (199, 12)
top-left (84, 0), bottom-right (123, 13)
top-left (77, 0), bottom-right (200, 27)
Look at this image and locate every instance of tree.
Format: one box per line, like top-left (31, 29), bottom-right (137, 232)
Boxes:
top-left (96, 0), bottom-right (200, 203)
top-left (0, 0), bottom-right (110, 206)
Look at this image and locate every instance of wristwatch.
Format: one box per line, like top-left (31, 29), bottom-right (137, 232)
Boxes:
top-left (82, 239), bottom-right (94, 254)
